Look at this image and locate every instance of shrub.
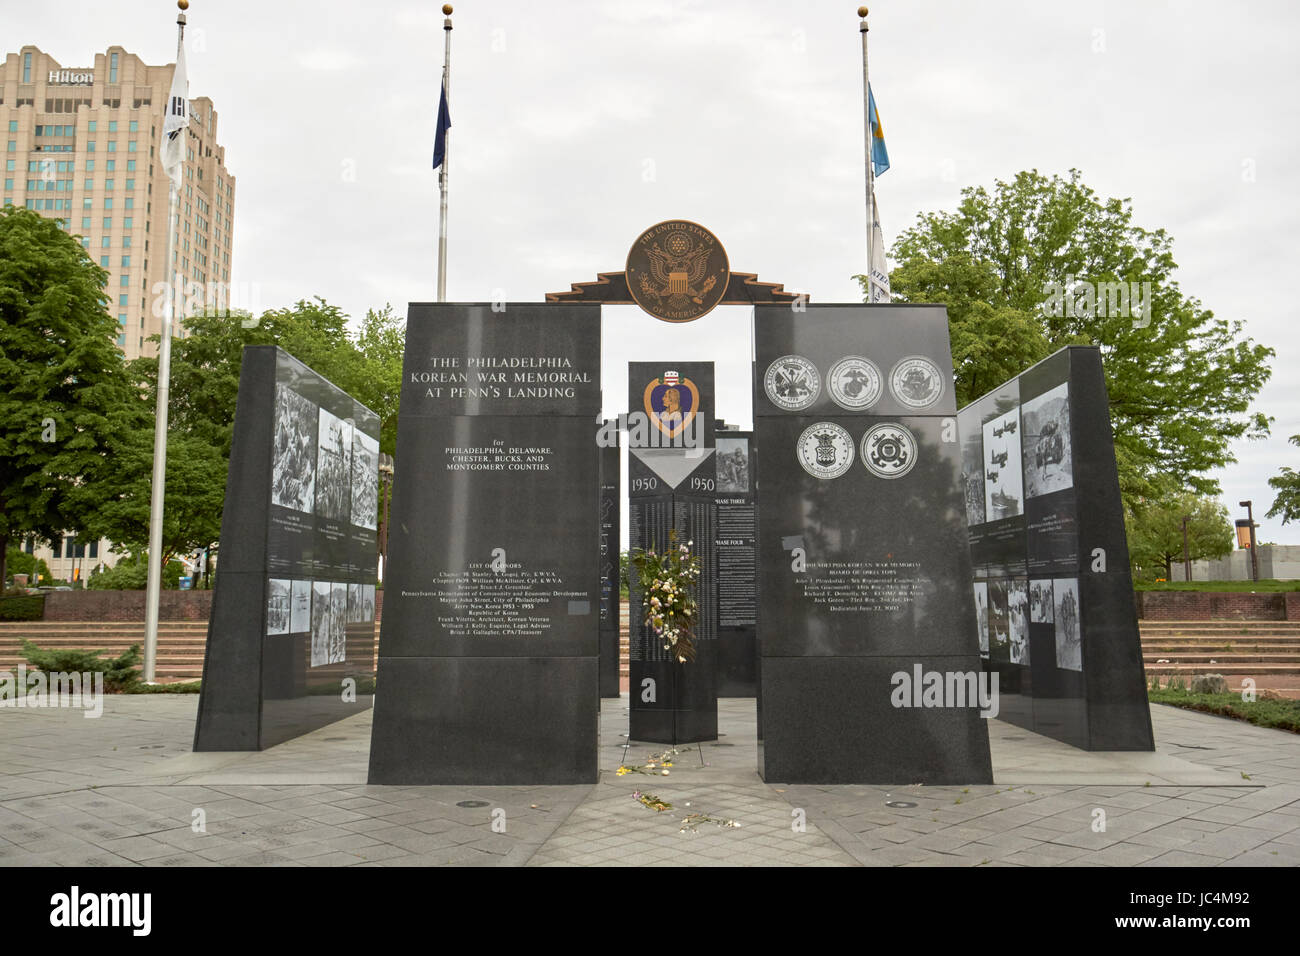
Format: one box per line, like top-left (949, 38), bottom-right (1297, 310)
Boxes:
top-left (18, 639), bottom-right (142, 692)
top-left (87, 555), bottom-right (183, 590)
top-left (0, 595), bottom-right (45, 621)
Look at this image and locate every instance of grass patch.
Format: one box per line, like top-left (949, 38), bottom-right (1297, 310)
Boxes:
top-left (1148, 685), bottom-right (1300, 734)
top-left (1137, 579), bottom-right (1300, 593)
top-left (127, 680), bottom-right (202, 694)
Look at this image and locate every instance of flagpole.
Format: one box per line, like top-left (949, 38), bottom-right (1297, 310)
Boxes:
top-left (437, 4), bottom-right (453, 302)
top-left (859, 6), bottom-right (874, 294)
top-left (143, 0), bottom-right (188, 684)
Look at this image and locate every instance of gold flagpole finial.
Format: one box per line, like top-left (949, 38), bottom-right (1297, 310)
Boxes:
top-left (178, 0), bottom-right (189, 9)
top-left (858, 6), bottom-right (868, 17)
top-left (443, 4), bottom-right (453, 14)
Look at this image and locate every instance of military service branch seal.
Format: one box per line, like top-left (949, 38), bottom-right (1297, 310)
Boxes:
top-left (861, 422), bottom-right (918, 479)
top-left (764, 355), bottom-right (821, 411)
top-left (827, 356), bottom-right (883, 410)
top-left (889, 355), bottom-right (944, 409)
top-left (797, 422), bottom-right (854, 479)
top-left (626, 219), bottom-right (730, 323)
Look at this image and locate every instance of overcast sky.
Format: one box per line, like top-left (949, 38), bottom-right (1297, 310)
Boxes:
top-left (20, 0), bottom-right (1300, 545)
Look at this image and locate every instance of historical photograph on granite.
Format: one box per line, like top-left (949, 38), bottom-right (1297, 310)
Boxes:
top-left (314, 408), bottom-right (353, 522)
top-left (982, 407), bottom-right (1023, 520)
top-left (290, 579), bottom-right (311, 633)
top-left (716, 437), bottom-right (750, 493)
top-left (270, 383), bottom-right (317, 514)
top-left (1008, 577), bottom-right (1030, 665)
top-left (973, 581), bottom-right (989, 658)
top-left (311, 580), bottom-right (347, 667)
top-left (987, 578), bottom-right (1010, 659)
top-left (350, 428), bottom-right (380, 530)
top-left (266, 578), bottom-right (290, 636)
top-left (1022, 382), bottom-right (1074, 499)
top-left (1029, 577), bottom-right (1054, 623)
top-left (1053, 576), bottom-right (1082, 671)
top-left (960, 427), bottom-right (985, 526)
top-left (347, 583), bottom-right (376, 623)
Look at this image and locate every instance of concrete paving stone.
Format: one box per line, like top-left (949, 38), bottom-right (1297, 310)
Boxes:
top-left (1138, 849), bottom-right (1231, 867)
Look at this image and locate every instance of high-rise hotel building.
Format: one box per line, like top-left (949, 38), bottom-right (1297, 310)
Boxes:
top-left (1, 44), bottom-right (236, 362)
top-left (2, 44), bottom-right (237, 584)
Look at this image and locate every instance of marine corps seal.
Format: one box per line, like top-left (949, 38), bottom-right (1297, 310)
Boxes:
top-left (861, 423), bottom-right (918, 479)
top-left (827, 356), bottom-right (883, 410)
top-left (626, 219), bottom-right (730, 323)
top-left (796, 422), bottom-right (854, 479)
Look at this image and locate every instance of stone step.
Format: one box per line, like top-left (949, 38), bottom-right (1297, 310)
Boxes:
top-left (1144, 663), bottom-right (1300, 675)
top-left (1143, 653), bottom-right (1300, 664)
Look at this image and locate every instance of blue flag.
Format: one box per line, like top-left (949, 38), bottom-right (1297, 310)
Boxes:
top-left (869, 84), bottom-right (889, 177)
top-left (433, 78), bottom-right (451, 170)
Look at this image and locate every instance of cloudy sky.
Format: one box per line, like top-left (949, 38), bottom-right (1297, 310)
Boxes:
top-left (21, 0), bottom-right (1300, 544)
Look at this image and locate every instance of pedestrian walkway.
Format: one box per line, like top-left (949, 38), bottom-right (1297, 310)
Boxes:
top-left (0, 697), bottom-right (1297, 866)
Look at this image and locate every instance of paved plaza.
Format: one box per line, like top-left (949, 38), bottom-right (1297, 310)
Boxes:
top-left (1, 697), bottom-right (1298, 867)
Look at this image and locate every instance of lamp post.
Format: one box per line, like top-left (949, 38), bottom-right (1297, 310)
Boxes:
top-left (1181, 515), bottom-right (1191, 582)
top-left (1237, 500), bottom-right (1259, 582)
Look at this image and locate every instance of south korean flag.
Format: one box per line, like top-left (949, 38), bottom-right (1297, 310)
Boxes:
top-left (161, 39), bottom-right (189, 189)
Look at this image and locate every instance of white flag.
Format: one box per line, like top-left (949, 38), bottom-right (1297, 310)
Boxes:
top-left (161, 40), bottom-right (188, 189)
top-left (868, 187), bottom-right (891, 303)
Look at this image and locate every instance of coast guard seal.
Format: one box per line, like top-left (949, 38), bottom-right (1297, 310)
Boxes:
top-left (861, 423), bottom-right (918, 479)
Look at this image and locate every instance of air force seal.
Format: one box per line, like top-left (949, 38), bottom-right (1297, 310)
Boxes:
top-left (827, 356), bottom-right (883, 410)
top-left (797, 423), bottom-right (853, 479)
top-left (764, 355), bottom-right (820, 411)
top-left (861, 423), bottom-right (918, 479)
top-left (889, 356), bottom-right (944, 409)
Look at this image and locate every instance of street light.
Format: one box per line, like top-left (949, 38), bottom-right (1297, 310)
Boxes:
top-left (1237, 500), bottom-right (1259, 582)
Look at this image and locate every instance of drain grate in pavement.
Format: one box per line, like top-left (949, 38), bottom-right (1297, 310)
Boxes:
top-left (885, 801), bottom-right (918, 809)
top-left (456, 800), bottom-right (490, 808)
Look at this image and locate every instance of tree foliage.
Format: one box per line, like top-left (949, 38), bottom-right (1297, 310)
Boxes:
top-left (0, 206), bottom-right (148, 587)
top-left (864, 169), bottom-right (1274, 503)
top-left (1266, 434), bottom-right (1300, 525)
top-left (1125, 491), bottom-right (1234, 581)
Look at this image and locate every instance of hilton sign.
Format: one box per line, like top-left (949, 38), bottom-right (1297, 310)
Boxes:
top-left (48, 70), bottom-right (94, 86)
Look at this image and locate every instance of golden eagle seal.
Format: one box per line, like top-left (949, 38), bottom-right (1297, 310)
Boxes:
top-left (626, 219), bottom-right (730, 322)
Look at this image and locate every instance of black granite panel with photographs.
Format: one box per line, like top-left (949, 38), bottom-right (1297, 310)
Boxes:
top-left (714, 430), bottom-right (757, 696)
top-left (752, 304), bottom-right (993, 784)
top-left (957, 346), bottom-right (1153, 750)
top-left (195, 347), bottom-right (380, 751)
top-left (626, 361), bottom-right (719, 743)
top-left (367, 303), bottom-right (602, 784)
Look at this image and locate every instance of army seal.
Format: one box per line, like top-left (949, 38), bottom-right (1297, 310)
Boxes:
top-left (861, 422), bottom-right (918, 479)
top-left (827, 356), bottom-right (883, 410)
top-left (797, 422), bottom-right (854, 479)
top-left (626, 219), bottom-right (730, 322)
top-left (889, 355), bottom-right (944, 409)
top-left (764, 354), bottom-right (821, 411)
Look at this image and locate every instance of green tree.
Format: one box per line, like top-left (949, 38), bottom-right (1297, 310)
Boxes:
top-left (861, 170), bottom-right (1274, 503)
top-left (0, 206), bottom-right (149, 589)
top-left (1266, 435), bottom-right (1300, 525)
top-left (86, 553), bottom-right (183, 590)
top-left (4, 544), bottom-right (50, 586)
top-left (1126, 491), bottom-right (1234, 581)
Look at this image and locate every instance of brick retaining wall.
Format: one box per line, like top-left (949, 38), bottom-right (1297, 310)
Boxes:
top-left (42, 590), bottom-right (213, 622)
top-left (1137, 590), bottom-right (1289, 621)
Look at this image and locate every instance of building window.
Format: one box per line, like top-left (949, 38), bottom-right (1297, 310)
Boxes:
top-left (120, 275), bottom-right (128, 287)
top-left (102, 237), bottom-right (110, 248)
top-left (86, 160), bottom-right (95, 171)
top-left (109, 53), bottom-right (119, 84)
top-left (103, 218), bottom-right (112, 228)
top-left (126, 160), bottom-right (136, 171)
top-left (121, 255), bottom-right (130, 267)
top-left (117, 333), bottom-right (126, 346)
top-left (128, 141), bottom-right (137, 152)
top-left (104, 199), bottom-right (113, 210)
top-left (129, 120), bottom-right (138, 133)
top-left (119, 294), bottom-right (128, 306)
top-left (6, 142), bottom-right (14, 153)
top-left (108, 121), bottom-right (118, 133)
top-left (118, 314), bottom-right (127, 324)
top-left (124, 198), bottom-right (133, 209)
top-left (6, 121), bottom-right (14, 133)
top-left (106, 160), bottom-right (115, 171)
top-left (99, 256), bottom-right (108, 267)
top-left (122, 236), bottom-right (131, 247)
top-left (88, 121), bottom-right (97, 133)
top-left (126, 180), bottom-right (135, 190)
top-left (83, 198), bottom-right (92, 209)
top-left (81, 238), bottom-right (89, 249)
top-left (87, 142), bottom-right (96, 152)
top-left (83, 217), bottom-right (92, 229)
top-left (107, 142), bottom-right (117, 153)
top-left (23, 52), bottom-right (32, 83)
top-left (123, 217), bottom-right (132, 229)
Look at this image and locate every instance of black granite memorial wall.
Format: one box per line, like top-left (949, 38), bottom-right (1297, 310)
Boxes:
top-left (194, 347), bottom-right (380, 751)
top-left (958, 346), bottom-right (1154, 750)
top-left (366, 303), bottom-right (602, 784)
top-left (599, 430), bottom-right (621, 698)
top-left (627, 361), bottom-right (719, 743)
top-left (754, 304), bottom-right (994, 784)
